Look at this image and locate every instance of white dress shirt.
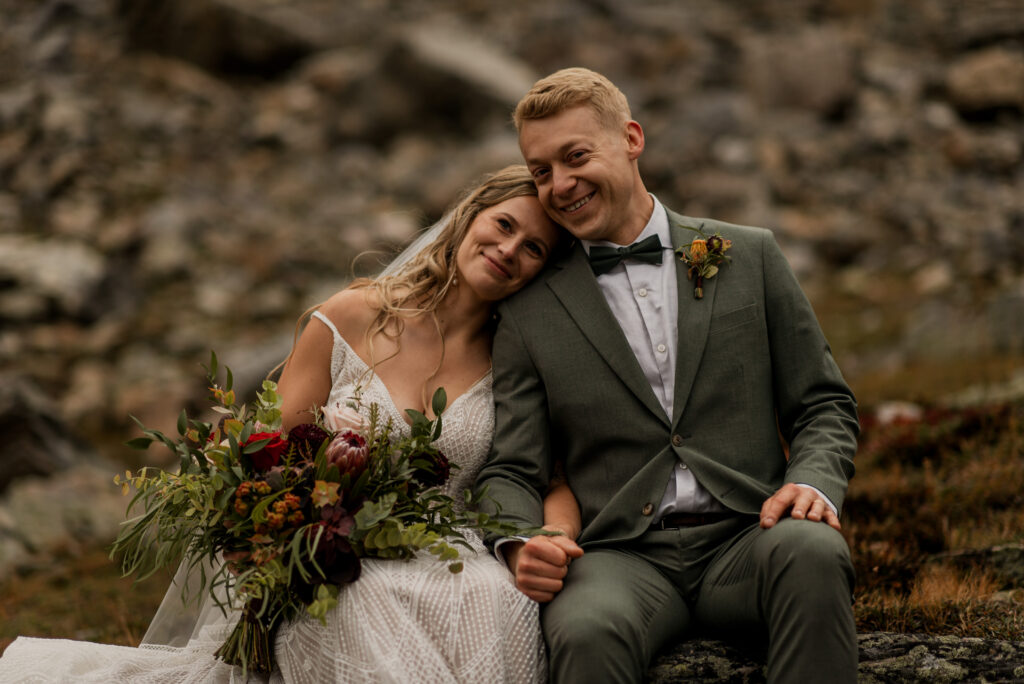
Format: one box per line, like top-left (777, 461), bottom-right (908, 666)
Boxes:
top-left (582, 196), bottom-right (726, 517)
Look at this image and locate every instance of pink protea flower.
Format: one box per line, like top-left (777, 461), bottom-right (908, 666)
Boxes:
top-left (325, 430), bottom-right (368, 479)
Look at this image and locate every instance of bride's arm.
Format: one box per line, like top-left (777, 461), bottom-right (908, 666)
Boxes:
top-left (277, 313), bottom-right (335, 433)
top-left (541, 463), bottom-right (581, 540)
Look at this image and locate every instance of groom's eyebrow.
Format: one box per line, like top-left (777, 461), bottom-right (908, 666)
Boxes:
top-left (525, 139), bottom-right (582, 166)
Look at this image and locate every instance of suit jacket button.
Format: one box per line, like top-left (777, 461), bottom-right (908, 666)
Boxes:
top-left (642, 503), bottom-right (654, 516)
top-left (671, 434), bottom-right (683, 447)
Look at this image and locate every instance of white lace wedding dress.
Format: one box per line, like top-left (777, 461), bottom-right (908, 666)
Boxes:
top-left (0, 311), bottom-right (546, 683)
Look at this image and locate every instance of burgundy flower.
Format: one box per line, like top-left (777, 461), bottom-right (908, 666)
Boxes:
top-left (306, 505), bottom-right (362, 588)
top-left (412, 450), bottom-right (451, 488)
top-left (288, 423), bottom-right (331, 462)
top-left (325, 430), bottom-right (369, 479)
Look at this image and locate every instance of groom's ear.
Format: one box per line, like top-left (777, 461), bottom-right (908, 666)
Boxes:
top-left (625, 120), bottom-right (645, 160)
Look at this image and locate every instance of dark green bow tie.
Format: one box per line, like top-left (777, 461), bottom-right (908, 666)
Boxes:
top-left (588, 234), bottom-right (664, 276)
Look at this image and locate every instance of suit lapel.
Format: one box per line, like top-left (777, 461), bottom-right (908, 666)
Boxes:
top-left (547, 243), bottom-right (669, 424)
top-left (668, 211), bottom-right (717, 427)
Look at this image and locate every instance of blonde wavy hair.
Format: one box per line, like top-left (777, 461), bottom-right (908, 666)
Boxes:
top-left (274, 165), bottom-right (542, 384)
top-left (513, 67), bottom-right (632, 133)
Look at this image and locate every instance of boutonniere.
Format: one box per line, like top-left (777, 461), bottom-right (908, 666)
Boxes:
top-left (675, 231), bottom-right (733, 299)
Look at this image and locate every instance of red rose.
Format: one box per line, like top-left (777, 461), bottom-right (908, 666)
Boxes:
top-left (244, 431), bottom-right (289, 471)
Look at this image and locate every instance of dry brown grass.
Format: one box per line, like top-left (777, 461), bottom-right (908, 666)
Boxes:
top-left (845, 397), bottom-right (1024, 639)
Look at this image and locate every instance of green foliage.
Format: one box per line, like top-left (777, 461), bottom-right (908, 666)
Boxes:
top-left (109, 355), bottom-right (532, 673)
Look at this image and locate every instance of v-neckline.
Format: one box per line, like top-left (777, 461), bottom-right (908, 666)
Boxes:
top-left (335, 333), bottom-right (492, 426)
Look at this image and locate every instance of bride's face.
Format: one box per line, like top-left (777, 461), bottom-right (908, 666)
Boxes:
top-left (455, 196), bottom-right (559, 302)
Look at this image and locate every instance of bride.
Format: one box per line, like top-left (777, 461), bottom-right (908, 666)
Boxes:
top-left (0, 165), bottom-right (579, 683)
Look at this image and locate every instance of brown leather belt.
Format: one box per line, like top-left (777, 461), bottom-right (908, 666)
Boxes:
top-left (652, 511), bottom-right (736, 530)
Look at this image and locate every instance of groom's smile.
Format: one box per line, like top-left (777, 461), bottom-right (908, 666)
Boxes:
top-left (562, 192), bottom-right (595, 214)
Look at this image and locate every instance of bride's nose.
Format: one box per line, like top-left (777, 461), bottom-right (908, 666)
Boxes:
top-left (496, 236), bottom-right (520, 262)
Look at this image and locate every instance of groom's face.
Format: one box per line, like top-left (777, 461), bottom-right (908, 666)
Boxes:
top-left (519, 105), bottom-right (646, 245)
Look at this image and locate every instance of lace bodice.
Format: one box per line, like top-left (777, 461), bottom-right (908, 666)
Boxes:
top-left (314, 311), bottom-right (495, 507)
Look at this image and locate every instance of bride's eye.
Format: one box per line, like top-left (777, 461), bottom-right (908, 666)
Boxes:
top-left (497, 218), bottom-right (512, 232)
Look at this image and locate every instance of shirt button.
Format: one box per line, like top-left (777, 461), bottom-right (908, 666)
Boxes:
top-left (637, 288), bottom-right (648, 298)
top-left (678, 463), bottom-right (688, 470)
top-left (642, 503), bottom-right (654, 516)
top-left (656, 343), bottom-right (667, 353)
top-left (671, 434), bottom-right (683, 447)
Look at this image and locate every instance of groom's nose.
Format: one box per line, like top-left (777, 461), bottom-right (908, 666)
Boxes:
top-left (551, 165), bottom-right (576, 197)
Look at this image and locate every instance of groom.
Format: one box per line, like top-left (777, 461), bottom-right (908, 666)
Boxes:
top-left (474, 68), bottom-right (859, 683)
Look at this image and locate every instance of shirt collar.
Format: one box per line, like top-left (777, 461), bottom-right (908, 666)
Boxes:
top-left (581, 195), bottom-right (670, 256)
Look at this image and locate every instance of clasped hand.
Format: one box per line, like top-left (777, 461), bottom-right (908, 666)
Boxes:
top-left (760, 482), bottom-right (841, 531)
top-left (505, 528), bottom-right (584, 603)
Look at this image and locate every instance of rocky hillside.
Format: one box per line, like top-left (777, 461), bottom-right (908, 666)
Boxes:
top-left (1, 0), bottom-right (1022, 468)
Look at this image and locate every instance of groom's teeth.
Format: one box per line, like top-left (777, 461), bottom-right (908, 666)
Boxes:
top-left (565, 194), bottom-right (592, 212)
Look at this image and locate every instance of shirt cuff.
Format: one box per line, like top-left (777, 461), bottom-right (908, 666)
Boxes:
top-left (795, 483), bottom-right (838, 516)
top-left (492, 536), bottom-right (530, 570)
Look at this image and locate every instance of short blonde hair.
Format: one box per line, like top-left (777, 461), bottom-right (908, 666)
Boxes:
top-left (513, 67), bottom-right (632, 132)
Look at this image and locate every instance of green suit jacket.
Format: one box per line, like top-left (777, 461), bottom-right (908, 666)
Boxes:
top-left (474, 209), bottom-right (858, 547)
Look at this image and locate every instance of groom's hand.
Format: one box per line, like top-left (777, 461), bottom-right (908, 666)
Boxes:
top-left (504, 535), bottom-right (584, 603)
top-left (760, 483), bottom-right (842, 531)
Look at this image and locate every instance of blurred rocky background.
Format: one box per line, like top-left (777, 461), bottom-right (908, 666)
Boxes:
top-left (1, 0), bottom-right (1022, 677)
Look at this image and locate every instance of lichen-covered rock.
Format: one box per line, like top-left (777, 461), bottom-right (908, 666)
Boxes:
top-left (857, 632), bottom-right (1024, 683)
top-left (647, 633), bottom-right (1024, 683)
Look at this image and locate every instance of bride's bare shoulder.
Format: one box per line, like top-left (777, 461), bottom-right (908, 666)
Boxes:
top-left (316, 288), bottom-right (380, 342)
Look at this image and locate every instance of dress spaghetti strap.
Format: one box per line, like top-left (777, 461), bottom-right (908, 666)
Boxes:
top-left (311, 310), bottom-right (343, 343)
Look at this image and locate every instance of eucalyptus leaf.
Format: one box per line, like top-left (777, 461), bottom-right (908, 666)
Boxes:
top-left (354, 493), bottom-right (398, 529)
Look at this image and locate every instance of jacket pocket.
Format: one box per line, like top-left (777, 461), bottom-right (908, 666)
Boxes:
top-left (708, 302), bottom-right (758, 335)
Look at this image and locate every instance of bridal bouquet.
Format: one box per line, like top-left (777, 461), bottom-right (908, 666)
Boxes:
top-left (112, 353), bottom-right (521, 674)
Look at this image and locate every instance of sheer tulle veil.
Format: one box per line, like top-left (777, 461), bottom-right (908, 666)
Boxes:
top-left (139, 213), bottom-right (452, 649)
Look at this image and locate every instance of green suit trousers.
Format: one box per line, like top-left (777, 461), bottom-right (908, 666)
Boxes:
top-left (541, 517), bottom-right (857, 683)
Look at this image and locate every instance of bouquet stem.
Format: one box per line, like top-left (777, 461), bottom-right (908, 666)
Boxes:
top-left (214, 599), bottom-right (281, 674)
